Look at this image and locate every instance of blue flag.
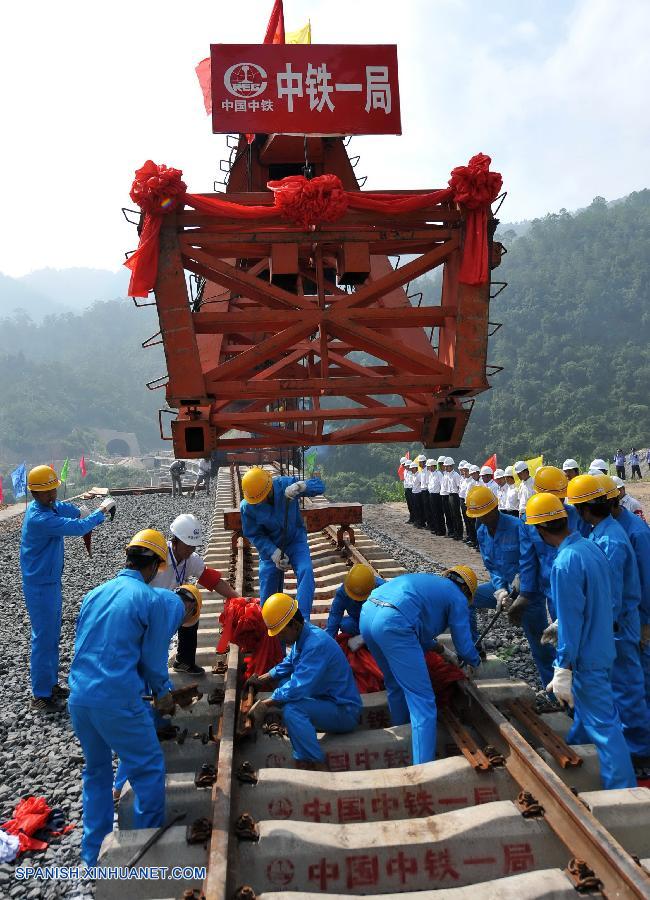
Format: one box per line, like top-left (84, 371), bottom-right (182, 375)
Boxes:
top-left (11, 463), bottom-right (27, 499)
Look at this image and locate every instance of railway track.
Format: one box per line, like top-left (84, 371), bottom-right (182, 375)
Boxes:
top-left (97, 466), bottom-right (650, 900)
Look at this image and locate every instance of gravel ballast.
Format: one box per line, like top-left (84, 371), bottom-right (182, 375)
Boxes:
top-left (0, 492), bottom-right (213, 899)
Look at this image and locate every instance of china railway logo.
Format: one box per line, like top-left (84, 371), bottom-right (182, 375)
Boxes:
top-left (224, 63), bottom-right (268, 98)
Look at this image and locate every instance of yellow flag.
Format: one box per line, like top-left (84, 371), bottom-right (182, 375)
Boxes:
top-left (286, 21), bottom-right (311, 44)
top-left (513, 455), bottom-right (544, 485)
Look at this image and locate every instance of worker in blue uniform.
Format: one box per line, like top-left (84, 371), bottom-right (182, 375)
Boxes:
top-left (464, 485), bottom-right (555, 688)
top-left (611, 491), bottom-right (650, 703)
top-left (245, 592), bottom-right (361, 769)
top-left (240, 467), bottom-right (324, 619)
top-left (20, 465), bottom-right (114, 712)
top-left (567, 474), bottom-right (650, 766)
top-left (525, 493), bottom-right (636, 789)
top-left (359, 568), bottom-right (481, 765)
top-left (326, 564), bottom-right (385, 650)
top-left (68, 529), bottom-right (196, 866)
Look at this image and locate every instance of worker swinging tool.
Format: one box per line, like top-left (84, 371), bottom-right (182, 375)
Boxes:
top-left (240, 467), bottom-right (325, 619)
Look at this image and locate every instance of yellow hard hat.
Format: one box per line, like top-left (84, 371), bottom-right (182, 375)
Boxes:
top-left (27, 465), bottom-right (61, 492)
top-left (464, 485), bottom-right (498, 518)
top-left (177, 583), bottom-right (203, 627)
top-left (443, 565), bottom-right (478, 599)
top-left (565, 473), bottom-right (606, 506)
top-left (533, 465), bottom-right (568, 498)
top-left (242, 467), bottom-right (273, 504)
top-left (126, 529), bottom-right (168, 566)
top-left (263, 592), bottom-right (298, 636)
top-left (344, 564), bottom-right (376, 601)
top-left (593, 474), bottom-right (619, 500)
top-left (525, 493), bottom-right (568, 525)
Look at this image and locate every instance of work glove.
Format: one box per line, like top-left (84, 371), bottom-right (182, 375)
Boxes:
top-left (247, 699), bottom-right (268, 730)
top-left (153, 691), bottom-right (176, 717)
top-left (284, 481), bottom-right (306, 500)
top-left (243, 673), bottom-right (266, 694)
top-left (546, 667), bottom-right (573, 708)
top-left (77, 504), bottom-right (91, 518)
top-left (493, 588), bottom-right (510, 610)
top-left (506, 593), bottom-right (529, 626)
top-left (541, 621), bottom-right (559, 647)
top-left (306, 477), bottom-right (325, 495)
top-left (271, 548), bottom-right (291, 571)
top-left (641, 623), bottom-right (650, 649)
top-left (99, 496), bottom-right (116, 519)
top-left (347, 635), bottom-right (365, 652)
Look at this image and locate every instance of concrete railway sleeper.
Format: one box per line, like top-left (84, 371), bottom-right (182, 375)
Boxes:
top-left (95, 466), bottom-right (650, 900)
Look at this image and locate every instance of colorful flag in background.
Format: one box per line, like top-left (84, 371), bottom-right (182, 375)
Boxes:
top-left (80, 455), bottom-right (87, 478)
top-left (11, 463), bottom-right (27, 499)
top-left (286, 20), bottom-right (311, 43)
top-left (305, 450), bottom-right (317, 475)
top-left (513, 455), bottom-right (544, 485)
top-left (60, 459), bottom-right (70, 483)
top-left (482, 453), bottom-right (498, 471)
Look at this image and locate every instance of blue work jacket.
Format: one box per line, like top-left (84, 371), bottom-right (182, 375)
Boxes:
top-left (20, 500), bottom-right (104, 584)
top-left (551, 532), bottom-right (616, 671)
top-left (476, 512), bottom-right (521, 591)
top-left (589, 515), bottom-right (641, 638)
top-left (519, 502), bottom-right (582, 598)
top-left (241, 476), bottom-right (323, 561)
top-left (69, 569), bottom-right (184, 706)
top-left (368, 574), bottom-right (480, 667)
top-left (269, 622), bottom-right (361, 709)
top-left (325, 576), bottom-right (385, 637)
top-left (616, 508), bottom-right (650, 625)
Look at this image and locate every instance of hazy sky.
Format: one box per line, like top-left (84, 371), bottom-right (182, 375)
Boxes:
top-left (1, 0), bottom-right (648, 276)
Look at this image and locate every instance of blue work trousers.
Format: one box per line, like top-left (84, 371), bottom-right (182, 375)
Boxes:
top-left (566, 669), bottom-right (636, 789)
top-left (612, 637), bottom-right (650, 757)
top-left (281, 697), bottom-right (359, 762)
top-left (642, 642), bottom-right (650, 706)
top-left (472, 581), bottom-right (555, 689)
top-left (114, 699), bottom-right (166, 793)
top-left (23, 581), bottom-right (63, 698)
top-left (69, 701), bottom-right (166, 867)
top-left (360, 601), bottom-right (436, 765)
top-left (259, 537), bottom-right (315, 619)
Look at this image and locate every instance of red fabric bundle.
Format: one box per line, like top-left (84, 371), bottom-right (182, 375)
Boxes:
top-left (268, 174), bottom-right (349, 229)
top-left (336, 634), bottom-right (384, 694)
top-left (2, 797), bottom-right (52, 853)
top-left (217, 597), bottom-right (284, 678)
top-left (424, 650), bottom-right (466, 705)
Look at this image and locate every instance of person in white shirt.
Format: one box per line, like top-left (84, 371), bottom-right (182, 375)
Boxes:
top-left (562, 459), bottom-right (580, 482)
top-left (441, 457), bottom-right (463, 540)
top-left (401, 457), bottom-right (415, 524)
top-left (515, 461), bottom-right (535, 516)
top-left (502, 466), bottom-right (519, 516)
top-left (416, 455), bottom-right (429, 528)
top-left (458, 462), bottom-right (474, 547)
top-left (410, 461), bottom-right (425, 528)
top-left (613, 476), bottom-right (646, 518)
top-left (151, 513), bottom-right (237, 674)
top-left (494, 468), bottom-right (507, 510)
top-left (424, 459), bottom-right (440, 535)
top-left (480, 465), bottom-right (500, 498)
top-left (192, 457), bottom-right (212, 498)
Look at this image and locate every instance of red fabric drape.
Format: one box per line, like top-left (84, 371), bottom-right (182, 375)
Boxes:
top-left (336, 633), bottom-right (384, 693)
top-left (424, 650), bottom-right (466, 705)
top-left (124, 155), bottom-right (502, 297)
top-left (217, 596), bottom-right (284, 678)
top-left (2, 797), bottom-right (52, 854)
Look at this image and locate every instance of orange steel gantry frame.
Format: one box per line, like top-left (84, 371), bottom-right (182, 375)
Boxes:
top-left (148, 135), bottom-right (503, 457)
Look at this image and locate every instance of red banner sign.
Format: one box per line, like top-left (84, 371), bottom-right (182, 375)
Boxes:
top-left (210, 44), bottom-right (401, 136)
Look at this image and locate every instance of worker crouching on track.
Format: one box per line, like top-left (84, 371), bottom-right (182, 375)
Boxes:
top-left (326, 563), bottom-right (386, 649)
top-left (245, 592), bottom-right (362, 769)
top-left (68, 530), bottom-right (198, 867)
top-left (20, 465), bottom-right (116, 712)
top-left (240, 467), bottom-right (325, 619)
top-left (525, 494), bottom-right (636, 789)
top-left (151, 513), bottom-right (237, 675)
top-left (359, 569), bottom-right (481, 765)
top-left (464, 485), bottom-right (555, 689)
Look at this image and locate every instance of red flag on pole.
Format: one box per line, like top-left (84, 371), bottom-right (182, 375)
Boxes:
top-left (264, 0), bottom-right (285, 43)
top-left (80, 455), bottom-right (87, 478)
top-left (482, 453), bottom-right (498, 470)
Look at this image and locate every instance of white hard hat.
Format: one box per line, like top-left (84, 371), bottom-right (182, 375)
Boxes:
top-left (410, 461), bottom-right (419, 468)
top-left (437, 455), bottom-right (446, 463)
top-left (504, 465), bottom-right (514, 477)
top-left (459, 460), bottom-right (468, 468)
top-left (426, 458), bottom-right (435, 466)
top-left (588, 467), bottom-right (604, 476)
top-left (469, 464), bottom-right (480, 474)
top-left (417, 453), bottom-right (427, 462)
top-left (170, 513), bottom-right (204, 547)
top-left (400, 456), bottom-right (407, 464)
top-left (562, 459), bottom-right (579, 471)
top-left (590, 458), bottom-right (607, 472)
top-left (494, 468), bottom-right (505, 478)
top-left (612, 476), bottom-right (624, 488)
top-left (444, 456), bottom-right (454, 466)
top-left (514, 460), bottom-right (528, 474)
top-left (480, 465), bottom-right (494, 476)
